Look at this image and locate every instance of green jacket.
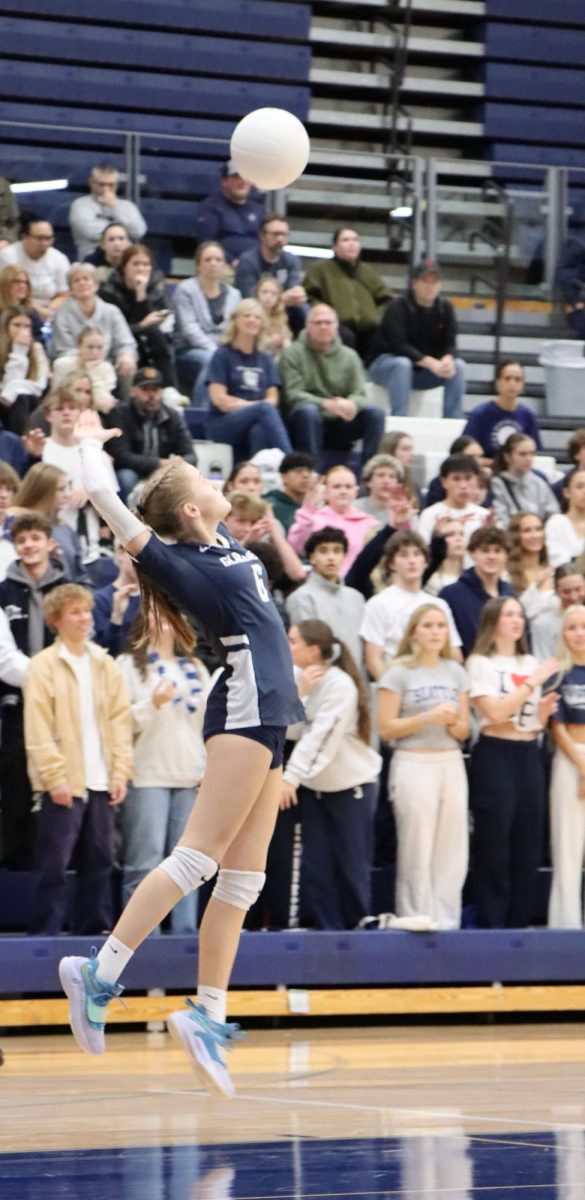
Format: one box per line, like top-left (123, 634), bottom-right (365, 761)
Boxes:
top-left (279, 332), bottom-right (368, 415)
top-left (304, 257), bottom-right (391, 329)
top-left (263, 488), bottom-right (300, 533)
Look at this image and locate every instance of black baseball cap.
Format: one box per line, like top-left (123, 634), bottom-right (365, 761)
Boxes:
top-left (411, 259), bottom-right (441, 280)
top-left (133, 367), bottom-right (163, 389)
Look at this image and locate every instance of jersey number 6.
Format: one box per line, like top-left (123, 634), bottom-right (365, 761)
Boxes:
top-left (251, 561), bottom-right (270, 603)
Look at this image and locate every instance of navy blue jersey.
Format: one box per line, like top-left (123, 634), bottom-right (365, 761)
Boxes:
top-left (207, 345), bottom-right (280, 403)
top-left (556, 665), bottom-right (585, 725)
top-left (135, 526), bottom-right (303, 729)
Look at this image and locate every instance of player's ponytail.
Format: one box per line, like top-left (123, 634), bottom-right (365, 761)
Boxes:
top-left (296, 619), bottom-right (371, 745)
top-left (132, 461), bottom-right (199, 654)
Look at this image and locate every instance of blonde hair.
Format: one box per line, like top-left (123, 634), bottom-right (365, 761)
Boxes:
top-left (0, 307), bottom-right (43, 382)
top-left (221, 298), bottom-right (267, 347)
top-left (557, 605), bottom-right (585, 674)
top-left (0, 265), bottom-right (32, 309)
top-left (15, 462), bottom-right (66, 515)
top-left (227, 490), bottom-right (267, 520)
top-left (392, 603), bottom-right (454, 667)
top-left (471, 596), bottom-right (529, 659)
top-left (254, 275), bottom-right (291, 352)
top-left (44, 584), bottom-right (93, 626)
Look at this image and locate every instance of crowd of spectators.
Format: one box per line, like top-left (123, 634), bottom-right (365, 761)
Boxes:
top-left (1, 158), bottom-right (585, 939)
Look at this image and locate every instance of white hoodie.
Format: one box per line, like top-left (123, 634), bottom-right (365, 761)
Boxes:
top-left (284, 665), bottom-right (381, 792)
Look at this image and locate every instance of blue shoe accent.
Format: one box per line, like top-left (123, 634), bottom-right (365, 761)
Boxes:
top-left (184, 999), bottom-right (243, 1060)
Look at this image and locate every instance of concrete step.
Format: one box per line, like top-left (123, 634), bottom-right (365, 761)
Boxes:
top-left (311, 66), bottom-right (484, 99)
top-left (309, 107), bottom-right (484, 139)
top-left (310, 26), bottom-right (484, 58)
top-left (458, 332), bottom-right (551, 355)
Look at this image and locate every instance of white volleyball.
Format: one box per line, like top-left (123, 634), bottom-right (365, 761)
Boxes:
top-left (230, 107), bottom-right (310, 190)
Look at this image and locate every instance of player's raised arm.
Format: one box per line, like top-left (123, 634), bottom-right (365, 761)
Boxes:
top-left (74, 409), bottom-right (151, 557)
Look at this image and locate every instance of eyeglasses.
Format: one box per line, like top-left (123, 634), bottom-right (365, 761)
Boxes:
top-left (12, 277), bottom-right (29, 284)
top-left (27, 234), bottom-right (54, 243)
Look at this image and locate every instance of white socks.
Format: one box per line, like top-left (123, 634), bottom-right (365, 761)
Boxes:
top-left (198, 985), bottom-right (227, 1026)
top-left (95, 935), bottom-right (134, 985)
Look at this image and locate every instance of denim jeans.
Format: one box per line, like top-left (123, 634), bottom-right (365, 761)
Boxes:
top-left (175, 346), bottom-right (215, 408)
top-left (206, 401), bottom-right (292, 461)
top-left (287, 404), bottom-right (385, 470)
top-left (120, 785), bottom-right (198, 933)
top-left (368, 354), bottom-right (465, 418)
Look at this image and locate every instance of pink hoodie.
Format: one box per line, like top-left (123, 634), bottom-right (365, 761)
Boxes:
top-left (288, 503), bottom-right (379, 576)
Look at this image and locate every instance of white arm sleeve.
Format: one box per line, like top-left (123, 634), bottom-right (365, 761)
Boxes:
top-left (80, 439), bottom-right (146, 547)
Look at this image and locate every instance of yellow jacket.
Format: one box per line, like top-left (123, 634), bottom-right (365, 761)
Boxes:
top-left (24, 639), bottom-right (133, 797)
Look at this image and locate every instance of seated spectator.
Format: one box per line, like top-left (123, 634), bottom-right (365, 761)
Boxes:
top-left (463, 361), bottom-right (541, 464)
top-left (378, 429), bottom-right (421, 509)
top-left (545, 468), bottom-right (585, 569)
top-left (0, 306), bottom-right (49, 434)
top-left (263, 450), bottom-right (315, 533)
top-left (223, 459), bottom-right (263, 497)
top-left (0, 265), bottom-right (43, 341)
top-left (0, 175), bottom-right (19, 249)
top-left (282, 619), bottom-right (381, 930)
top-left (224, 491), bottom-right (305, 586)
top-left (506, 512), bottom-right (554, 623)
top-left (279, 304), bottom-right (385, 471)
top-left (555, 232), bottom-right (585, 340)
top-left (378, 603), bottom-right (470, 928)
top-left (439, 526), bottom-right (513, 657)
top-left (24, 583), bottom-right (132, 934)
top-left (0, 512), bottom-right (66, 868)
top-left (423, 434), bottom-right (485, 508)
top-left (235, 215), bottom-right (306, 335)
top-left (26, 371), bottom-right (95, 438)
top-left (69, 163), bottom-right (146, 260)
top-left (424, 518), bottom-right (466, 597)
top-left (105, 366), bottom-right (197, 499)
top-left (467, 597), bottom-right (558, 929)
top-left (285, 527), bottom-right (365, 666)
top-left (194, 160), bottom-right (264, 267)
top-left (354, 453), bottom-right (414, 527)
top-left (172, 241), bottom-right (240, 407)
top-left (92, 546), bottom-right (141, 656)
top-left (51, 262), bottom-right (137, 383)
top-left (417, 454), bottom-right (489, 549)
top-left (117, 611), bottom-right (209, 934)
top-left (100, 244), bottom-right (180, 396)
top-left (206, 298), bottom-right (291, 461)
top-left (255, 276), bottom-right (292, 357)
top-left (51, 327), bottom-right (117, 416)
top-left (14, 462), bottom-right (90, 584)
top-left (367, 261), bottom-right (464, 418)
top-left (553, 427), bottom-right (585, 503)
top-left (490, 434), bottom-right (559, 529)
top-left (360, 531), bottom-right (461, 679)
top-left (548, 605), bottom-right (585, 928)
top-left (304, 228), bottom-right (391, 359)
top-left (0, 216), bottom-right (70, 324)
top-left (84, 221), bottom-right (131, 283)
top-left (531, 564), bottom-right (585, 661)
top-left (289, 464), bottom-right (379, 577)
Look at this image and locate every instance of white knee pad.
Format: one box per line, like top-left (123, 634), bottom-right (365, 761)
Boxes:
top-left (212, 868), bottom-right (266, 912)
top-left (158, 847), bottom-right (218, 897)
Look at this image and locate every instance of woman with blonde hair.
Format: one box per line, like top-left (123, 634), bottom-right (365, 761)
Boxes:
top-left (51, 327), bottom-right (117, 414)
top-left (206, 298), bottom-right (291, 460)
top-left (548, 605), bottom-right (585, 928)
top-left (0, 265), bottom-right (43, 341)
top-left (0, 306), bottom-right (49, 433)
top-left (378, 603), bottom-right (470, 928)
top-left (254, 275), bottom-right (292, 357)
top-left (14, 461), bottom-right (89, 583)
top-left (172, 240), bottom-right (241, 405)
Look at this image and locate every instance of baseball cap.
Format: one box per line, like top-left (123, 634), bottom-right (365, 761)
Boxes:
top-left (222, 159), bottom-right (242, 178)
top-left (411, 259), bottom-right (441, 280)
top-left (133, 367), bottom-right (163, 389)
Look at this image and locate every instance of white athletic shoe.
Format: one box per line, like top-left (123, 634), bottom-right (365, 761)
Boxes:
top-left (167, 999), bottom-right (242, 1099)
top-left (59, 954), bottom-right (124, 1055)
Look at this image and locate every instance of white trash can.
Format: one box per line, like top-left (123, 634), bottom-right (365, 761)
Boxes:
top-left (538, 340), bottom-right (585, 418)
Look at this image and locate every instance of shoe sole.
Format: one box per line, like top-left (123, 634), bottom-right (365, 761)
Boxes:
top-left (166, 1012), bottom-right (235, 1099)
top-left (58, 957), bottom-right (104, 1056)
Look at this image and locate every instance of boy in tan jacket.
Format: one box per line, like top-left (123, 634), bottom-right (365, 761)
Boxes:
top-left (24, 584), bottom-right (133, 934)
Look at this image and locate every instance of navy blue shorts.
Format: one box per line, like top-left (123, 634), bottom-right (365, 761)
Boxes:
top-left (203, 720), bottom-right (286, 768)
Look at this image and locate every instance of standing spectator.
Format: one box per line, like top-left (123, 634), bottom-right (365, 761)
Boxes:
top-left (506, 512), bottom-right (554, 623)
top-left (263, 451), bottom-right (315, 533)
top-left (417, 454), bottom-right (489, 549)
top-left (378, 603), bottom-right (470, 928)
top-left (51, 327), bottom-right (118, 416)
top-left (24, 583), bottom-right (133, 934)
top-left (545, 468), bottom-right (585, 568)
top-left (100, 245), bottom-right (180, 395)
top-left (0, 176), bottom-right (19, 248)
top-left (51, 263), bottom-right (137, 383)
top-left (378, 429), bottom-right (421, 510)
top-left (282, 620), bottom-right (381, 930)
top-left (254, 277), bottom-right (292, 357)
top-left (360, 531), bottom-right (461, 680)
top-left (304, 228), bottom-right (391, 359)
top-left (367, 261), bottom-right (464, 418)
top-left (117, 612), bottom-right (210, 933)
top-left (467, 597), bottom-right (558, 928)
top-left (288, 464), bottom-right (378, 577)
top-left (285, 527), bottom-right (366, 667)
top-left (439, 527), bottom-right (513, 658)
top-left (0, 265), bottom-right (43, 342)
top-left (92, 547), bottom-right (141, 656)
top-left (462, 362), bottom-right (541, 463)
top-left (490, 434), bottom-right (559, 529)
top-left (0, 512), bottom-right (66, 868)
top-left (552, 427), bottom-right (585, 503)
top-left (194, 161), bottom-right (264, 267)
top-left (0, 306), bottom-right (49, 434)
top-left (354, 454), bottom-right (412, 526)
top-left (104, 366), bottom-right (197, 499)
top-left (424, 518), bottom-right (466, 597)
top-left (14, 462), bottom-right (90, 585)
top-left (531, 565), bottom-right (585, 661)
top-left (235, 215), bottom-right (306, 335)
top-left (548, 605), bottom-right (585, 927)
top-left (206, 299), bottom-right (291, 461)
top-left (280, 304), bottom-right (385, 471)
top-left (69, 164), bottom-right (146, 260)
top-left (84, 222), bottom-right (131, 284)
top-left (172, 242), bottom-right (240, 407)
top-left (0, 216), bottom-right (69, 324)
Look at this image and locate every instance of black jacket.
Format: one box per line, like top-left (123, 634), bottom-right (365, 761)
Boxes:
top-left (367, 290), bottom-right (458, 366)
top-left (104, 399), bottom-right (197, 476)
top-left (99, 269), bottom-right (167, 335)
top-left (439, 568), bottom-right (514, 658)
top-left (0, 559), bottom-right (65, 704)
